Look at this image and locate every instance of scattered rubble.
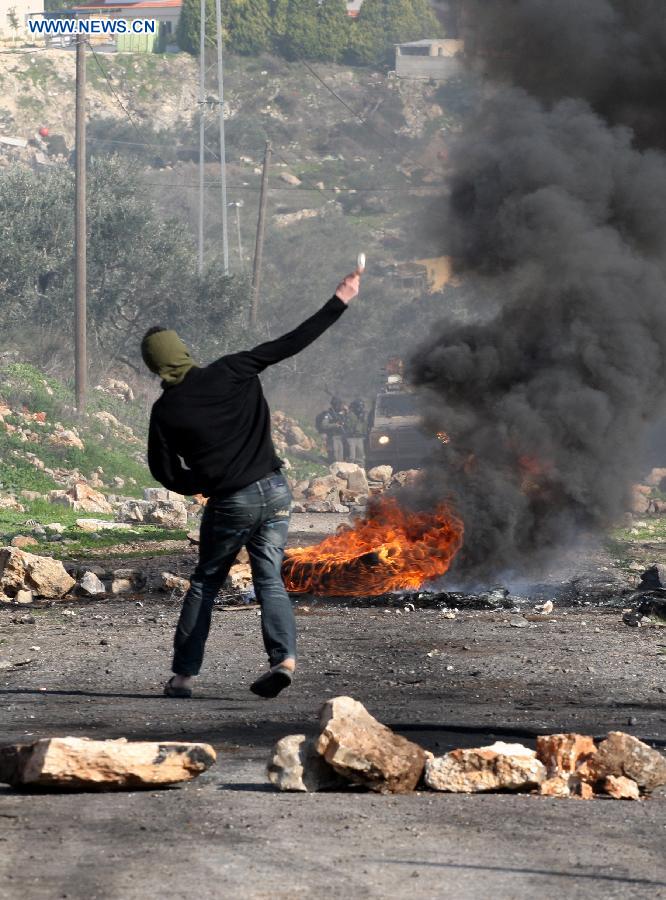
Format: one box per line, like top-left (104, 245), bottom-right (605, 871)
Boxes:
top-left (0, 736), bottom-right (216, 790)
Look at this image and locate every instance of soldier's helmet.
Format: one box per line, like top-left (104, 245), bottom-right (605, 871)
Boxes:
top-left (331, 396), bottom-right (344, 412)
top-left (351, 399), bottom-right (365, 415)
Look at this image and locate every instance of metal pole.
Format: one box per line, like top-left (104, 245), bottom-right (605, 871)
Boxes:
top-left (197, 0), bottom-right (205, 276)
top-left (235, 202), bottom-right (243, 270)
top-left (251, 140), bottom-right (271, 327)
top-left (214, 0), bottom-right (229, 274)
top-left (74, 35), bottom-right (87, 413)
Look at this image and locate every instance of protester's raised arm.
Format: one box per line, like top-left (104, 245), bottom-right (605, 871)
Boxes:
top-left (222, 271), bottom-right (360, 379)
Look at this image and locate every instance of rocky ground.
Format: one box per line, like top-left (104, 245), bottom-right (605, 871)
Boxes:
top-left (0, 519), bottom-right (664, 900)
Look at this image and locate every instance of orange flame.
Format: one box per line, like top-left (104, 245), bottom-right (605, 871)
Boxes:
top-left (282, 498), bottom-right (464, 596)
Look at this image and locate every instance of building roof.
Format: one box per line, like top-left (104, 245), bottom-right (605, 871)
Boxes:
top-left (71, 0), bottom-right (181, 9)
top-left (396, 39), bottom-right (441, 47)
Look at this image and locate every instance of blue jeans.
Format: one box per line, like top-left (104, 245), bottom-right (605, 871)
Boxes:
top-left (172, 472), bottom-right (295, 676)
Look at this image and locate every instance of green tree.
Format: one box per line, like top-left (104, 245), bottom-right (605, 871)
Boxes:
top-left (0, 160), bottom-right (250, 371)
top-left (228, 0), bottom-right (272, 54)
top-left (314, 0), bottom-right (349, 62)
top-left (7, 7), bottom-right (19, 44)
top-left (281, 0), bottom-right (319, 60)
top-left (411, 0), bottom-right (440, 34)
top-left (346, 0), bottom-right (385, 65)
top-left (270, 0), bottom-right (289, 48)
top-left (348, 0), bottom-right (439, 67)
top-left (177, 0), bottom-right (226, 55)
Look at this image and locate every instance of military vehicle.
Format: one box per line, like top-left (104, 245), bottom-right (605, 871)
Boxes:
top-left (366, 362), bottom-right (434, 471)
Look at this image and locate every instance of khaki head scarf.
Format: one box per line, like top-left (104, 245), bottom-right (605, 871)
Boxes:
top-left (141, 330), bottom-right (196, 386)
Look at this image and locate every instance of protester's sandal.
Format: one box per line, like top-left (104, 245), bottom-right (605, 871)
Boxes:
top-left (163, 676), bottom-right (193, 699)
top-left (250, 665), bottom-right (293, 699)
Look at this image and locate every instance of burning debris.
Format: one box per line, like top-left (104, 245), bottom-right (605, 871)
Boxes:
top-left (622, 563), bottom-right (666, 626)
top-left (282, 498), bottom-right (464, 596)
top-left (408, 1), bottom-right (666, 581)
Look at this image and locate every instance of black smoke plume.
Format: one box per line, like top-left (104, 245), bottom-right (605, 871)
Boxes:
top-left (410, 0), bottom-right (666, 580)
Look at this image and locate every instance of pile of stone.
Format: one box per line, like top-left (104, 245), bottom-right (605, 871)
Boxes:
top-left (367, 466), bottom-right (422, 493)
top-left (268, 696), bottom-right (666, 799)
top-left (0, 736), bottom-right (215, 790)
top-left (116, 487), bottom-right (189, 530)
top-left (289, 464), bottom-right (422, 513)
top-left (290, 462), bottom-right (369, 513)
top-left (50, 482), bottom-right (113, 515)
top-left (272, 411), bottom-right (321, 459)
top-left (0, 543), bottom-right (250, 604)
top-left (94, 377), bottom-right (135, 403)
top-left (92, 410), bottom-right (140, 444)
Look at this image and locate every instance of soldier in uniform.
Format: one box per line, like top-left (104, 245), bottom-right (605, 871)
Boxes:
top-left (316, 397), bottom-right (346, 462)
top-left (344, 398), bottom-right (367, 465)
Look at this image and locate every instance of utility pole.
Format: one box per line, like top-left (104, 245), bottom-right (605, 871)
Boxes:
top-left (229, 200), bottom-right (243, 270)
top-left (251, 140), bottom-right (271, 327)
top-left (197, 0), bottom-right (205, 276)
top-left (74, 34), bottom-right (87, 413)
top-left (214, 0), bottom-right (229, 274)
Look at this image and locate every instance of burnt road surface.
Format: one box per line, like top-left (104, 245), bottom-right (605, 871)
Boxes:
top-left (0, 517), bottom-right (665, 899)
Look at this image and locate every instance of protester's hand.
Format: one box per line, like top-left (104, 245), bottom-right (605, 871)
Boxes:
top-left (335, 270), bottom-right (361, 305)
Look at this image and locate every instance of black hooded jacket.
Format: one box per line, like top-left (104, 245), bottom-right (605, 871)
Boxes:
top-left (147, 296), bottom-right (346, 497)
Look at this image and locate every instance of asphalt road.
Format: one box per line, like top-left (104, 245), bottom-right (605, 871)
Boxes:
top-left (1, 594), bottom-right (665, 899)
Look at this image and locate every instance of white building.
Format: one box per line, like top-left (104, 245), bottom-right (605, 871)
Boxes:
top-left (0, 0), bottom-right (43, 37)
top-left (395, 38), bottom-right (464, 80)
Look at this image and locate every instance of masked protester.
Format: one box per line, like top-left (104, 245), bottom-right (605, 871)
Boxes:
top-left (142, 270), bottom-right (361, 699)
top-left (315, 396), bottom-right (346, 463)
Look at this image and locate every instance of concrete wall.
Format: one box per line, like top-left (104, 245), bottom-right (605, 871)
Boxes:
top-left (395, 55), bottom-right (461, 80)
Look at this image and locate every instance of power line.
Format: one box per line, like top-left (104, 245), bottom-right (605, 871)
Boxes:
top-left (86, 41), bottom-right (144, 140)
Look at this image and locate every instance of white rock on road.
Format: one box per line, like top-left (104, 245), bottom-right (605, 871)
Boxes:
top-left (0, 736), bottom-right (216, 789)
top-left (79, 571), bottom-right (106, 596)
top-left (425, 742), bottom-right (547, 793)
top-left (267, 734), bottom-right (345, 792)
